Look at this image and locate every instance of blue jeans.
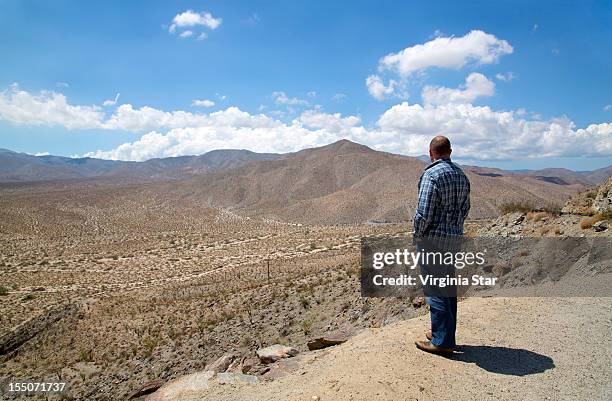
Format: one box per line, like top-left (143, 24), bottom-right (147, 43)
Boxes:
top-left (426, 296), bottom-right (457, 349)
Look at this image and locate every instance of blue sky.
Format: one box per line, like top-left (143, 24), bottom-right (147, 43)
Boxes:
top-left (0, 0), bottom-right (610, 170)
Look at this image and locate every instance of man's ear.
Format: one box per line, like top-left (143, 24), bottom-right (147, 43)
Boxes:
top-left (429, 149), bottom-right (434, 162)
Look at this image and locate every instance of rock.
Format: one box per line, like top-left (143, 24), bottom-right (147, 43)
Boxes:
top-left (256, 344), bottom-right (299, 364)
top-left (129, 379), bottom-right (164, 399)
top-left (147, 371), bottom-right (214, 401)
top-left (592, 177), bottom-right (612, 213)
top-left (411, 296), bottom-right (426, 308)
top-left (217, 372), bottom-right (260, 385)
top-left (206, 353), bottom-right (235, 375)
top-left (593, 221), bottom-right (608, 232)
top-left (241, 357), bottom-right (270, 375)
top-left (307, 333), bottom-right (348, 351)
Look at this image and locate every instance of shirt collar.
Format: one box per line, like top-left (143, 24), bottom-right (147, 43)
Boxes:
top-left (424, 157), bottom-right (451, 171)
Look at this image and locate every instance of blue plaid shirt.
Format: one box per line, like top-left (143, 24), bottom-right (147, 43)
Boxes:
top-left (413, 158), bottom-right (471, 238)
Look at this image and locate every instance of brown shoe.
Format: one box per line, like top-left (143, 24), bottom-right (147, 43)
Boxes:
top-left (425, 330), bottom-right (432, 341)
top-left (415, 340), bottom-right (453, 355)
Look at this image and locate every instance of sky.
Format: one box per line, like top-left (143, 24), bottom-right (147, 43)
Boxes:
top-left (0, 0), bottom-right (611, 170)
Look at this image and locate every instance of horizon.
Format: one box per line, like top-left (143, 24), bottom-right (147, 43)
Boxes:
top-left (1, 1), bottom-right (611, 170)
top-left (2, 138), bottom-right (611, 173)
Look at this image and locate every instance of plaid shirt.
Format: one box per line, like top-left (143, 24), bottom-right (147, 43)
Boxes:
top-left (413, 158), bottom-right (471, 239)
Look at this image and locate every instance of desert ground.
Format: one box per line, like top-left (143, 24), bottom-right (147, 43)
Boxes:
top-left (0, 165), bottom-right (609, 400)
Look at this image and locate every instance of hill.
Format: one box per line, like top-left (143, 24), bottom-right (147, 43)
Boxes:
top-left (186, 140), bottom-right (592, 223)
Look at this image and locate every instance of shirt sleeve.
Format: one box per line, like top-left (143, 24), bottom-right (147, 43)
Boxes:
top-left (413, 173), bottom-right (439, 237)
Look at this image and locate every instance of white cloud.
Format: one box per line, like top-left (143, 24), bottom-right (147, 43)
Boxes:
top-left (103, 93), bottom-right (121, 106)
top-left (376, 102), bottom-right (611, 159)
top-left (422, 73), bottom-right (494, 105)
top-left (272, 91), bottom-right (309, 106)
top-left (102, 104), bottom-right (207, 131)
top-left (307, 91), bottom-right (317, 98)
top-left (378, 30), bottom-right (513, 78)
top-left (192, 99), bottom-right (215, 108)
top-left (366, 75), bottom-right (397, 100)
top-left (179, 30), bottom-right (193, 38)
top-left (495, 72), bottom-right (516, 82)
top-left (0, 84), bottom-right (104, 129)
top-left (169, 10), bottom-right (222, 34)
top-left (3, 84), bottom-right (609, 162)
top-left (197, 32), bottom-right (208, 41)
top-left (85, 101), bottom-right (611, 161)
top-left (33, 151), bottom-right (50, 156)
top-left (604, 104), bottom-right (612, 112)
top-left (56, 82), bottom-right (69, 88)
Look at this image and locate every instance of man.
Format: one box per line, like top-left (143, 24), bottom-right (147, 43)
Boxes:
top-left (413, 136), bottom-right (470, 355)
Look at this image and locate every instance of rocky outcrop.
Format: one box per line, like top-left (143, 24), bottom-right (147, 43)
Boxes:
top-left (0, 301), bottom-right (81, 355)
top-left (563, 176), bottom-right (611, 215)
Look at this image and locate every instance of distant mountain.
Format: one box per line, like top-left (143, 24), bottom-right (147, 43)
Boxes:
top-left (0, 149), bottom-right (280, 182)
top-left (183, 140), bottom-right (600, 223)
top-left (1, 140), bottom-right (609, 223)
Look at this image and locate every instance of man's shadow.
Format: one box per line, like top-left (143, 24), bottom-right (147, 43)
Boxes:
top-left (450, 345), bottom-right (555, 376)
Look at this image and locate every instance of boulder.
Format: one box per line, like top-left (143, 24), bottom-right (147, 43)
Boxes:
top-left (307, 333), bottom-right (348, 351)
top-left (593, 220), bottom-right (608, 232)
top-left (206, 353), bottom-right (235, 375)
top-left (256, 344), bottom-right (299, 364)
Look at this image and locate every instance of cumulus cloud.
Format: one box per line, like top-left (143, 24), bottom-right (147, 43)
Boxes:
top-left (2, 84), bottom-right (609, 162)
top-left (376, 102), bottom-right (611, 159)
top-left (366, 75), bottom-right (398, 100)
top-left (103, 93), bottom-right (120, 106)
top-left (604, 104), bottom-right (612, 112)
top-left (192, 99), bottom-right (215, 108)
top-left (85, 108), bottom-right (349, 160)
top-left (169, 10), bottom-right (222, 33)
top-left (0, 84), bottom-right (104, 129)
top-left (179, 30), bottom-right (193, 38)
top-left (378, 30), bottom-right (513, 77)
top-left (85, 101), bottom-right (611, 161)
top-left (102, 104), bottom-right (207, 131)
top-left (422, 73), bottom-right (495, 105)
top-left (332, 93), bottom-right (347, 102)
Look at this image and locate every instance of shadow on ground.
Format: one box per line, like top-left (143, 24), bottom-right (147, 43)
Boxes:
top-left (451, 345), bottom-right (555, 376)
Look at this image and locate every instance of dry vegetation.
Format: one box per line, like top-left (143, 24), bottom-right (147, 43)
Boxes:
top-left (0, 180), bottom-right (444, 400)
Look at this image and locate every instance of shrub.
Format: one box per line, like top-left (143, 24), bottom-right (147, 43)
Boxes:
top-left (301, 317), bottom-right (314, 335)
top-left (0, 286), bottom-right (8, 296)
top-left (499, 201), bottom-right (535, 215)
top-left (601, 209), bottom-right (612, 220)
top-left (580, 213), bottom-right (605, 229)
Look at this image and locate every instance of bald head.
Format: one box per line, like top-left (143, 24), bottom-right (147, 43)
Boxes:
top-left (429, 135), bottom-right (452, 161)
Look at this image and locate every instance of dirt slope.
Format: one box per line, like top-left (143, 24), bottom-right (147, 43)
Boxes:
top-left (178, 296), bottom-right (611, 401)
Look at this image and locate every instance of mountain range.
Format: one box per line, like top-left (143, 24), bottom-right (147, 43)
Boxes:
top-left (1, 140), bottom-right (610, 223)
